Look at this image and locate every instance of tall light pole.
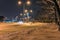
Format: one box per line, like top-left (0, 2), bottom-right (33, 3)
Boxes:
top-left (18, 0), bottom-right (31, 13)
top-left (18, 0), bottom-right (31, 22)
top-left (24, 9), bottom-right (33, 21)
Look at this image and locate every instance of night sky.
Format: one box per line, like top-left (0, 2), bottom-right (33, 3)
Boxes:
top-left (0, 0), bottom-right (19, 19)
top-left (0, 0), bottom-right (38, 19)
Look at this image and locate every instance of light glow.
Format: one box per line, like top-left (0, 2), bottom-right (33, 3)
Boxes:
top-left (24, 9), bottom-right (28, 13)
top-left (17, 21), bottom-right (24, 24)
top-left (26, 1), bottom-right (31, 5)
top-left (20, 13), bottom-right (23, 16)
top-left (30, 10), bottom-right (33, 13)
top-left (18, 1), bottom-right (22, 5)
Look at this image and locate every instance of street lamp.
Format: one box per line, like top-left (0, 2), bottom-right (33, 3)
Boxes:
top-left (18, 1), bottom-right (22, 5)
top-left (20, 13), bottom-right (23, 16)
top-left (24, 9), bottom-right (28, 13)
top-left (30, 10), bottom-right (33, 13)
top-left (26, 1), bottom-right (31, 5)
top-left (18, 0), bottom-right (31, 22)
top-left (24, 14), bottom-right (26, 16)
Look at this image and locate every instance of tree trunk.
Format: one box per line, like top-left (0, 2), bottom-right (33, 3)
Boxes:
top-left (52, 0), bottom-right (60, 31)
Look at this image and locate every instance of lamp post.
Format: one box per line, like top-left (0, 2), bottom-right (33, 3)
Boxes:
top-left (18, 0), bottom-right (31, 22)
top-left (24, 9), bottom-right (33, 22)
top-left (18, 0), bottom-right (31, 13)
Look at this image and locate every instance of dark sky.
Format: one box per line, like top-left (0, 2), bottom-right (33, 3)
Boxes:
top-left (0, 0), bottom-right (19, 19)
top-left (0, 0), bottom-right (37, 19)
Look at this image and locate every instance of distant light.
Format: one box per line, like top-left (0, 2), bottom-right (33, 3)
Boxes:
top-left (24, 9), bottom-right (28, 13)
top-left (26, 1), bottom-right (31, 5)
top-left (20, 13), bottom-right (23, 16)
top-left (27, 13), bottom-right (30, 19)
top-left (18, 1), bottom-right (22, 5)
top-left (24, 14), bottom-right (26, 16)
top-left (30, 10), bottom-right (33, 13)
top-left (17, 21), bottom-right (24, 24)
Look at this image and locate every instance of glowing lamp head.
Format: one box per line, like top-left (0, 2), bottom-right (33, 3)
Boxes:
top-left (24, 9), bottom-right (28, 13)
top-left (30, 10), bottom-right (32, 13)
top-left (18, 1), bottom-right (22, 5)
top-left (26, 1), bottom-right (31, 5)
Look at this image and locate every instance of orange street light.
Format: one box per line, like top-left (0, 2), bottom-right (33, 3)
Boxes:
top-left (24, 9), bottom-right (28, 13)
top-left (18, 1), bottom-right (22, 5)
top-left (26, 1), bottom-right (31, 5)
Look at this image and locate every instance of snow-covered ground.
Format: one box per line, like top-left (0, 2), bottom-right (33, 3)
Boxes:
top-left (0, 22), bottom-right (59, 40)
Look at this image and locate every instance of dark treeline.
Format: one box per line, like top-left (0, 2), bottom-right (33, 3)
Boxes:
top-left (33, 0), bottom-right (60, 31)
top-left (52, 0), bottom-right (60, 31)
top-left (0, 16), bottom-right (5, 22)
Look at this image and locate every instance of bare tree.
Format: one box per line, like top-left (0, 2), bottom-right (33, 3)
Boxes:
top-left (52, 0), bottom-right (60, 31)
